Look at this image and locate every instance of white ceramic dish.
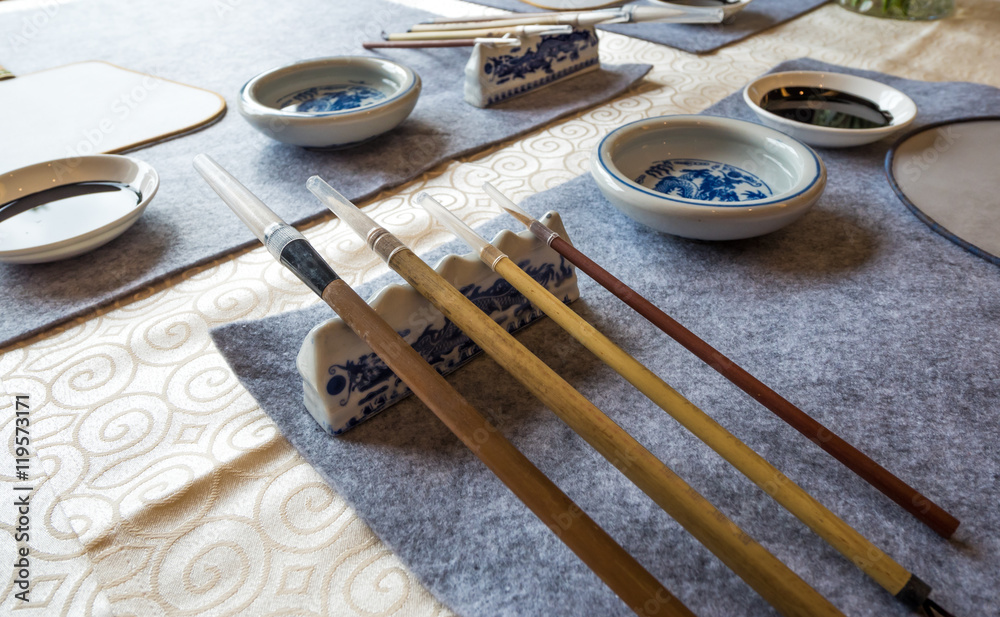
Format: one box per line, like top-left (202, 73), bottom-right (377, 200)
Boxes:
top-left (647, 0), bottom-right (753, 22)
top-left (238, 56), bottom-right (421, 149)
top-left (743, 70), bottom-right (917, 148)
top-left (886, 116), bottom-right (1000, 266)
top-left (0, 155), bottom-right (158, 264)
top-left (591, 115), bottom-right (826, 240)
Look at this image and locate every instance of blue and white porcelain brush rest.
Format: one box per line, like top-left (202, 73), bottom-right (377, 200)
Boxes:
top-left (297, 211), bottom-right (580, 434)
top-left (464, 27), bottom-right (600, 108)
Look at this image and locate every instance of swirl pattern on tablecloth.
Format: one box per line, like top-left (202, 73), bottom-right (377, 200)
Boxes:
top-left (1, 0), bottom-right (998, 614)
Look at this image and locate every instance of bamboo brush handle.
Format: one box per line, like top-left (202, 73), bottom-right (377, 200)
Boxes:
top-left (549, 236), bottom-right (959, 539)
top-left (493, 257), bottom-right (921, 600)
top-left (319, 278), bottom-right (691, 617)
top-left (384, 247), bottom-right (845, 617)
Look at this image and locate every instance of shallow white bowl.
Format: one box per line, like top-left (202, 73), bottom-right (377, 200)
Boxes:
top-left (0, 154), bottom-right (158, 264)
top-left (591, 115), bottom-right (826, 240)
top-left (743, 70), bottom-right (917, 148)
top-left (238, 56), bottom-right (421, 149)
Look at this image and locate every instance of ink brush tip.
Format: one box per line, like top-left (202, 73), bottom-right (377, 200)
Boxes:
top-left (483, 181), bottom-right (534, 228)
top-left (415, 192), bottom-right (491, 256)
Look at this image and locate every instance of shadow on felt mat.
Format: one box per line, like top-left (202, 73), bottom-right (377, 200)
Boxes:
top-left (336, 316), bottom-right (610, 453)
top-left (660, 207), bottom-right (881, 276)
top-left (9, 217), bottom-right (176, 299)
top-left (487, 68), bottom-right (637, 113)
top-left (254, 118), bottom-right (447, 190)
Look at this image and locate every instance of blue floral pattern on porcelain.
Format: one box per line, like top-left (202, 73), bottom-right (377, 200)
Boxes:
top-left (322, 259), bottom-right (574, 434)
top-left (277, 83), bottom-right (386, 113)
top-left (298, 212), bottom-right (579, 435)
top-left (465, 26), bottom-right (600, 107)
top-left (483, 29), bottom-right (597, 87)
top-left (635, 158), bottom-right (773, 203)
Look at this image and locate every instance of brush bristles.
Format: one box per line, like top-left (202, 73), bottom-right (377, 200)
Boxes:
top-left (416, 193), bottom-right (490, 255)
top-left (483, 182), bottom-right (533, 227)
top-left (307, 176), bottom-right (380, 241)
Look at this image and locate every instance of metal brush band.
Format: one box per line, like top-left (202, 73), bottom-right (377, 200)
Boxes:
top-left (529, 219), bottom-right (559, 246)
top-left (368, 228), bottom-right (407, 263)
top-left (480, 245), bottom-right (506, 271)
top-left (263, 223), bottom-right (303, 260)
top-left (366, 226), bottom-right (388, 250)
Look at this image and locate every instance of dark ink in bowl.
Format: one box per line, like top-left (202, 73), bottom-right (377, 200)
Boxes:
top-left (759, 86), bottom-right (894, 130)
top-left (0, 182), bottom-right (141, 251)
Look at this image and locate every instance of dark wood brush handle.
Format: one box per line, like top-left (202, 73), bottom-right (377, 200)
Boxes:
top-left (549, 235), bottom-right (959, 538)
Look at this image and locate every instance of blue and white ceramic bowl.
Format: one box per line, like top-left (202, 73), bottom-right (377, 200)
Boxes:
top-left (238, 56), bottom-right (421, 149)
top-left (591, 115), bottom-right (826, 240)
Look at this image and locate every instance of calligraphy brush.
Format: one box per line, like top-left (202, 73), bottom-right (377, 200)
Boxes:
top-left (364, 39), bottom-right (485, 49)
top-left (385, 24), bottom-right (571, 42)
top-left (307, 175), bottom-right (847, 617)
top-left (364, 35), bottom-right (524, 50)
top-left (416, 9), bottom-right (617, 26)
top-left (192, 155), bottom-right (696, 617)
top-left (408, 5), bottom-right (723, 31)
top-left (484, 182), bottom-right (960, 540)
top-left (417, 192), bottom-right (955, 616)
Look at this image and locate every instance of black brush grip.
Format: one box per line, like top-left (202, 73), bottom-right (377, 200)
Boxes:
top-left (279, 238), bottom-right (340, 296)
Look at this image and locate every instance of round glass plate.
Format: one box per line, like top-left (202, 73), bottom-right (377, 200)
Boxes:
top-left (886, 117), bottom-right (1000, 266)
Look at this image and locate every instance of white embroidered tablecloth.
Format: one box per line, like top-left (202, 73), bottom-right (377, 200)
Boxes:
top-left (1, 0), bottom-right (998, 614)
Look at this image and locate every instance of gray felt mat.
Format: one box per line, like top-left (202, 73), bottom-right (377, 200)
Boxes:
top-left (0, 0), bottom-right (649, 347)
top-left (211, 59), bottom-right (1000, 616)
top-left (457, 0), bottom-right (829, 54)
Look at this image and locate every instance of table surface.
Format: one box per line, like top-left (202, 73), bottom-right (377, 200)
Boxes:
top-left (1, 0), bottom-right (998, 615)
